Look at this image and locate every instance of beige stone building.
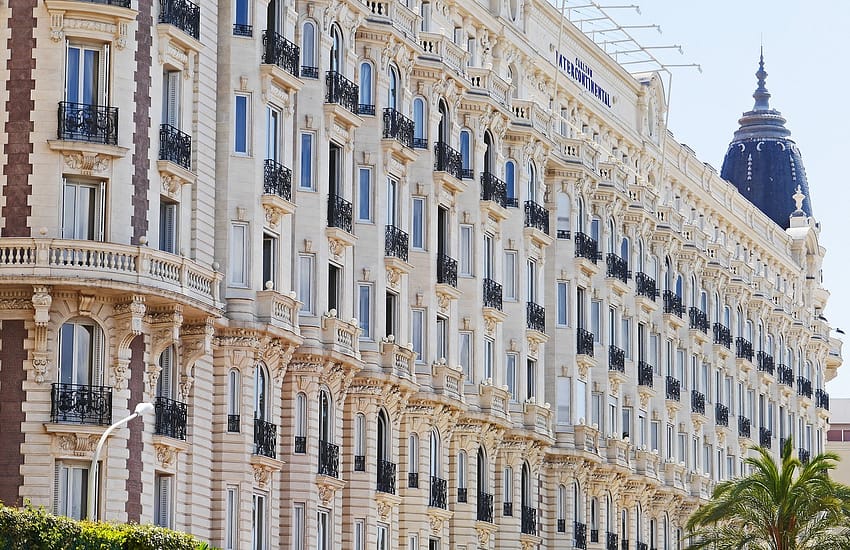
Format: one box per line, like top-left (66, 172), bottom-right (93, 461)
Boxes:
top-left (0, 0), bottom-right (842, 549)
top-left (826, 399), bottom-right (850, 486)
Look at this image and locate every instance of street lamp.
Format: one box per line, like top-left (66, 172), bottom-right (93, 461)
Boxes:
top-left (87, 401), bottom-right (155, 521)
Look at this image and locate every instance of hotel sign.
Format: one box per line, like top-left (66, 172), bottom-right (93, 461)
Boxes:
top-left (555, 50), bottom-right (612, 108)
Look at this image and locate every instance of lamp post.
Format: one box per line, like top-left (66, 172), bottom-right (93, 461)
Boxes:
top-left (87, 401), bottom-right (155, 521)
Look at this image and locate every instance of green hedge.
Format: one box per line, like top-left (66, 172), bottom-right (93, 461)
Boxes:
top-left (0, 504), bottom-right (214, 550)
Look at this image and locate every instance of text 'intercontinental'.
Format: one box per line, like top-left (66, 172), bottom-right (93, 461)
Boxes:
top-left (555, 51), bottom-right (612, 108)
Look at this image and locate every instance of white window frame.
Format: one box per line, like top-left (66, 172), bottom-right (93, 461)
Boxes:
top-left (298, 254), bottom-right (315, 314)
top-left (459, 331), bottom-right (472, 382)
top-left (299, 132), bottom-right (315, 190)
top-left (229, 222), bottom-right (249, 287)
top-left (556, 281), bottom-right (569, 326)
top-left (252, 494), bottom-right (267, 550)
top-left (154, 473), bottom-right (173, 528)
top-left (411, 308), bottom-right (425, 363)
top-left (411, 197), bottom-right (426, 250)
top-left (159, 200), bottom-right (178, 254)
top-left (483, 337), bottom-right (494, 381)
top-left (226, 486), bottom-right (239, 550)
top-left (62, 179), bottom-right (106, 241)
top-left (54, 461), bottom-right (90, 520)
top-left (504, 251), bottom-right (517, 301)
top-left (358, 284), bottom-right (373, 339)
top-left (234, 94), bottom-right (250, 155)
top-left (506, 353), bottom-right (518, 401)
top-left (459, 224), bottom-right (474, 276)
top-left (357, 167), bottom-right (372, 222)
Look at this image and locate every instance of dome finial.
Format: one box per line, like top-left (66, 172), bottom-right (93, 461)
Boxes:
top-left (753, 46), bottom-right (771, 111)
top-left (791, 185), bottom-right (806, 216)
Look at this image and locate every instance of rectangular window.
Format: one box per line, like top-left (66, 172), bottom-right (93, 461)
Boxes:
top-left (504, 251), bottom-right (517, 300)
top-left (526, 359), bottom-right (536, 399)
top-left (591, 392), bottom-right (601, 427)
top-left (298, 254), bottom-right (314, 313)
top-left (235, 94), bottom-right (249, 154)
top-left (265, 105), bottom-right (280, 161)
top-left (482, 234), bottom-right (494, 279)
top-left (678, 433), bottom-right (687, 463)
top-left (327, 264), bottom-right (340, 312)
top-left (411, 309), bottom-right (425, 363)
top-left (154, 473), bottom-right (173, 528)
top-left (386, 292), bottom-right (398, 337)
top-left (159, 201), bottom-right (178, 254)
top-left (622, 407), bottom-right (632, 440)
top-left (651, 420), bottom-right (660, 452)
top-left (299, 133), bottom-right (314, 189)
top-left (262, 233), bottom-right (277, 290)
top-left (62, 179), bottom-right (105, 241)
top-left (590, 300), bottom-right (602, 343)
top-left (666, 424), bottom-right (674, 459)
top-left (575, 379), bottom-right (586, 424)
top-left (358, 167), bottom-right (372, 221)
top-left (235, 0), bottom-right (250, 29)
top-left (622, 318), bottom-right (631, 359)
top-left (526, 259), bottom-right (537, 303)
top-left (556, 377), bottom-right (570, 425)
top-left (377, 524), bottom-right (389, 550)
top-left (608, 397), bottom-right (618, 436)
top-left (484, 338), bottom-right (494, 380)
top-left (459, 332), bottom-right (472, 382)
top-left (230, 223), bottom-right (249, 287)
top-left (55, 462), bottom-right (89, 520)
top-left (226, 487), bottom-right (239, 550)
top-left (354, 519), bottom-right (365, 550)
top-left (436, 316), bottom-right (447, 361)
top-left (252, 494), bottom-right (266, 550)
top-left (556, 281), bottom-right (569, 326)
top-left (408, 535), bottom-right (419, 550)
top-left (506, 353), bottom-right (517, 401)
top-left (162, 69), bottom-right (181, 127)
top-left (358, 284), bottom-right (372, 339)
top-left (317, 509), bottom-right (329, 550)
top-left (459, 224), bottom-right (473, 276)
top-left (650, 333), bottom-right (659, 374)
top-left (412, 197), bottom-right (425, 249)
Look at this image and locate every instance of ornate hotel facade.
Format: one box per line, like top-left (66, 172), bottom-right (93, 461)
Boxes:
top-left (0, 0), bottom-right (841, 549)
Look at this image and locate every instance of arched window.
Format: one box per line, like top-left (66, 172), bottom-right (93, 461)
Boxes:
top-left (408, 433), bottom-right (419, 485)
top-left (663, 513), bottom-right (670, 550)
top-left (620, 237), bottom-right (629, 267)
top-left (690, 275), bottom-right (698, 307)
top-left (459, 129), bottom-right (472, 177)
top-left (438, 100), bottom-right (449, 144)
top-left (745, 319), bottom-right (753, 342)
top-left (526, 161), bottom-right (537, 202)
top-left (354, 413), bottom-right (366, 469)
top-left (675, 275), bottom-right (683, 299)
top-left (503, 464), bottom-right (513, 510)
top-left (156, 346), bottom-right (177, 400)
top-left (413, 97), bottom-right (426, 146)
top-left (377, 408), bottom-right (390, 463)
top-left (477, 447), bottom-right (488, 493)
top-left (227, 369), bottom-right (240, 432)
top-left (58, 320), bottom-right (105, 387)
top-left (606, 492), bottom-right (614, 532)
top-left (607, 218), bottom-right (616, 253)
top-left (724, 305), bottom-right (731, 328)
top-left (650, 517), bottom-right (657, 549)
top-left (637, 239), bottom-right (644, 272)
top-left (301, 20), bottom-right (317, 72)
top-left (387, 65), bottom-right (399, 110)
top-left (621, 508), bottom-right (629, 540)
top-left (295, 392), bottom-right (307, 452)
top-left (591, 497), bottom-right (599, 533)
top-left (520, 462), bottom-right (531, 509)
top-left (483, 131), bottom-right (494, 174)
top-left (457, 450), bottom-right (468, 498)
top-left (358, 61), bottom-right (373, 111)
top-left (319, 389), bottom-right (332, 442)
top-left (664, 257), bottom-right (673, 291)
top-left (505, 160), bottom-right (516, 201)
top-left (557, 484), bottom-right (567, 529)
top-left (329, 24), bottom-right (343, 73)
top-left (577, 198), bottom-right (586, 234)
top-left (573, 481), bottom-right (583, 521)
top-left (429, 429), bottom-right (440, 477)
top-left (556, 192), bottom-right (570, 237)
top-left (254, 363), bottom-right (269, 421)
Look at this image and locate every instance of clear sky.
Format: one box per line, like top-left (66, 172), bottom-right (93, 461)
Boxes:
top-left (579, 1), bottom-right (850, 397)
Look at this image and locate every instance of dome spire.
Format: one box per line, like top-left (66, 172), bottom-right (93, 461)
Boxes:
top-left (753, 46), bottom-right (771, 111)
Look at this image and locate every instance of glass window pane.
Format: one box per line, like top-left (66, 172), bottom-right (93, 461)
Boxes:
top-left (300, 134), bottom-right (313, 188)
top-left (235, 96), bottom-right (248, 153)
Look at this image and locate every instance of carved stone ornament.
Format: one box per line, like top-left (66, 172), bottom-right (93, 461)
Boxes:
top-left (429, 514), bottom-right (443, 534)
top-left (476, 526), bottom-right (491, 546)
top-left (252, 464), bottom-right (272, 488)
top-left (55, 433), bottom-right (98, 456)
top-left (328, 236), bottom-right (345, 259)
top-left (155, 443), bottom-right (178, 468)
top-left (64, 152), bottom-right (109, 174)
top-left (376, 500), bottom-right (392, 521)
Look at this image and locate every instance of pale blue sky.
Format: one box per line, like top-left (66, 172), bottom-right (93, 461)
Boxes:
top-left (583, 1), bottom-right (850, 396)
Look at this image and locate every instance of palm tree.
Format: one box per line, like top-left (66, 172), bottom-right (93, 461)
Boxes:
top-left (685, 438), bottom-right (850, 550)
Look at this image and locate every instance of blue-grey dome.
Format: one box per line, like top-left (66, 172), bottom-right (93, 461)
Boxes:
top-left (720, 51), bottom-right (813, 229)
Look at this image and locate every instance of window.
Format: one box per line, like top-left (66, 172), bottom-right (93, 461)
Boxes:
top-left (62, 179), bottom-right (105, 241)
top-left (299, 133), bottom-right (314, 189)
top-left (254, 364), bottom-right (269, 422)
top-left (457, 451), bottom-right (468, 498)
top-left (483, 234), bottom-right (494, 279)
top-left (54, 462), bottom-right (89, 520)
top-left (388, 65), bottom-right (399, 110)
top-left (527, 259), bottom-right (537, 303)
top-left (377, 524), bottom-right (389, 550)
top-left (252, 494), bottom-right (267, 550)
top-left (235, 94), bottom-right (249, 154)
top-left (622, 318), bottom-right (631, 359)
top-left (302, 21), bottom-right (317, 71)
top-left (65, 42), bottom-right (108, 106)
top-left (459, 332), bottom-right (472, 382)
top-left (575, 379), bottom-right (587, 423)
top-left (292, 503), bottom-right (305, 550)
top-left (298, 254), bottom-right (314, 313)
top-left (265, 105), bottom-right (281, 161)
top-left (557, 281), bottom-right (569, 326)
top-left (354, 519), bottom-right (365, 550)
top-left (156, 346), bottom-right (176, 400)
top-left (413, 97), bottom-right (426, 146)
top-left (526, 162), bottom-right (537, 202)
top-left (358, 167), bottom-right (372, 221)
top-left (504, 251), bottom-right (517, 300)
top-left (327, 264), bottom-right (340, 312)
top-left (230, 222), bottom-right (249, 287)
top-left (505, 160), bottom-right (516, 202)
top-left (159, 201), bottom-right (178, 254)
top-left (154, 473), bottom-right (173, 528)
top-left (226, 487), bottom-right (239, 550)
top-left (354, 413), bottom-right (366, 469)
top-left (459, 224), bottom-right (473, 276)
top-left (262, 233), bottom-right (277, 290)
top-left (412, 197), bottom-right (425, 249)
top-left (484, 338), bottom-right (494, 380)
top-left (459, 129), bottom-right (472, 177)
top-left (162, 70), bottom-right (181, 128)
top-left (386, 292), bottom-right (398, 337)
top-left (358, 284), bottom-right (373, 339)
top-left (526, 359), bottom-right (536, 399)
top-left (411, 309), bottom-right (425, 362)
top-left (503, 466), bottom-right (513, 511)
top-left (466, 36), bottom-right (476, 66)
top-left (408, 534), bottom-right (419, 550)
top-left (329, 24), bottom-right (343, 73)
top-left (408, 433), bottom-right (419, 485)
top-left (429, 430), bottom-right (441, 477)
top-left (386, 177), bottom-right (398, 226)
top-left (556, 193), bottom-right (570, 237)
top-left (227, 370), bottom-right (240, 432)
top-left (58, 322), bottom-right (104, 386)
top-left (506, 353), bottom-right (517, 401)
top-left (317, 509), bottom-right (329, 550)
top-left (590, 300), bottom-right (601, 343)
top-left (556, 377), bottom-right (571, 425)
top-left (420, 0), bottom-right (431, 31)
top-left (359, 62), bottom-right (373, 111)
top-left (436, 316), bottom-right (447, 361)
top-left (234, 0), bottom-right (250, 34)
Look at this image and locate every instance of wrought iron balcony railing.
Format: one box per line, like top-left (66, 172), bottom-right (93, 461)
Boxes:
top-left (797, 376), bottom-right (813, 398)
top-left (301, 66), bottom-right (319, 79)
top-left (434, 141), bottom-right (463, 180)
top-left (778, 364), bottom-right (794, 387)
top-left (575, 521), bottom-right (587, 549)
top-left (665, 376), bottom-right (680, 401)
top-left (325, 71), bottom-right (359, 114)
top-left (159, 0), bottom-right (200, 39)
top-left (503, 501), bottom-right (513, 517)
top-left (638, 361), bottom-right (654, 387)
top-left (358, 103), bottom-right (376, 116)
top-left (413, 138), bottom-right (428, 149)
top-left (574, 232), bottom-right (600, 263)
top-left (408, 472), bottom-right (419, 488)
top-left (558, 519), bottom-right (566, 533)
top-left (457, 487), bottom-right (467, 503)
top-left (688, 307), bottom-right (709, 333)
top-left (521, 505), bottom-right (537, 535)
top-left (759, 427), bottom-right (772, 449)
top-left (815, 388), bottom-right (830, 410)
top-left (50, 383), bottom-right (112, 425)
top-left (354, 455), bottom-right (366, 471)
top-left (377, 459), bottom-right (396, 494)
top-left (736, 337), bottom-right (754, 361)
top-left (319, 439), bottom-right (339, 478)
top-left (577, 328), bottom-right (594, 356)
top-left (691, 390), bottom-right (705, 415)
top-left (609, 345), bottom-right (625, 373)
top-left (607, 532), bottom-right (619, 550)
top-left (738, 416), bottom-right (751, 438)
top-left (662, 291), bottom-right (684, 318)
top-left (262, 30), bottom-right (299, 77)
top-left (232, 23), bottom-right (252, 36)
top-left (480, 172), bottom-right (507, 208)
top-left (154, 396), bottom-right (187, 440)
top-left (227, 414), bottom-right (240, 433)
top-left (713, 323), bottom-right (732, 348)
top-left (263, 159), bottom-right (292, 200)
top-left (606, 253), bottom-right (629, 283)
top-left (799, 448), bottom-right (810, 464)
top-left (294, 436), bottom-right (306, 454)
top-left (58, 102), bottom-right (118, 145)
top-left (253, 418), bottom-right (277, 458)
top-left (327, 194), bottom-right (353, 233)
top-left (477, 491), bottom-right (493, 522)
top-left (557, 229), bottom-right (571, 239)
top-left (384, 224), bottom-right (409, 262)
top-left (483, 278), bottom-right (503, 311)
top-left (637, 542), bottom-right (648, 550)
top-left (524, 201), bottom-right (549, 234)
top-left (382, 108), bottom-right (415, 148)
top-left (505, 197), bottom-right (519, 208)
top-left (429, 476), bottom-right (447, 509)
top-left (635, 272), bottom-right (657, 300)
top-left (591, 530), bottom-right (599, 543)
top-left (526, 302), bottom-right (545, 333)
top-left (715, 403), bottom-right (729, 427)
top-left (81, 0), bottom-right (131, 6)
top-left (622, 540), bottom-right (630, 550)
top-left (757, 351), bottom-right (775, 375)
top-left (461, 168), bottom-right (474, 180)
top-left (159, 124), bottom-right (191, 170)
top-left (437, 253), bottom-right (457, 287)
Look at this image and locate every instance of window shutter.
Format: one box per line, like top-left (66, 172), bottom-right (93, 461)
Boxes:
top-left (158, 347), bottom-right (173, 399)
top-left (166, 71), bottom-right (181, 128)
top-left (91, 326), bottom-right (104, 386)
top-left (54, 463), bottom-right (65, 516)
top-left (157, 475), bottom-right (172, 527)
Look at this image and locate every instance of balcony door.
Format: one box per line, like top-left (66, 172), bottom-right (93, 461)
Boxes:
top-left (386, 177), bottom-right (398, 228)
top-left (62, 179), bottom-right (105, 241)
top-left (438, 100), bottom-right (448, 144)
top-left (265, 105), bottom-right (280, 162)
top-left (483, 131), bottom-right (493, 174)
top-left (266, 0), bottom-right (281, 35)
top-left (319, 390), bottom-right (332, 443)
top-left (156, 346), bottom-right (177, 400)
top-left (162, 70), bottom-right (181, 128)
top-left (254, 364), bottom-right (268, 422)
top-left (437, 207), bottom-right (448, 258)
top-left (387, 66), bottom-right (399, 110)
top-left (377, 409), bottom-right (390, 464)
top-left (65, 42), bottom-right (108, 106)
top-left (58, 322), bottom-right (103, 386)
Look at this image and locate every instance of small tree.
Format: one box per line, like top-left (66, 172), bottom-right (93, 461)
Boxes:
top-left (686, 438), bottom-right (850, 550)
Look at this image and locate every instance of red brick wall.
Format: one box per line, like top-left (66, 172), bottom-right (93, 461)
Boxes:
top-left (124, 337), bottom-right (145, 521)
top-left (0, 320), bottom-right (27, 505)
top-left (130, 0), bottom-right (153, 243)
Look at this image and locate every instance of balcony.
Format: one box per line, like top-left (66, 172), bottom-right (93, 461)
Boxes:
top-left (77, 0), bottom-right (131, 6)
top-left (358, 103), bottom-right (375, 116)
top-left (637, 543), bottom-right (648, 550)
top-left (778, 364), bottom-right (794, 387)
top-left (759, 427), bottom-right (772, 449)
top-left (797, 376), bottom-right (812, 398)
top-left (574, 232), bottom-right (600, 263)
top-left (607, 532), bottom-right (619, 550)
top-left (691, 390), bottom-right (705, 415)
top-left (227, 414), bottom-right (240, 433)
top-left (483, 278), bottom-right (503, 311)
top-left (437, 254), bottom-right (457, 287)
top-left (688, 307), bottom-right (709, 333)
top-left (713, 323), bottom-right (732, 348)
top-left (384, 225), bottom-right (409, 262)
top-left (736, 337), bottom-right (754, 361)
top-left (577, 328), bottom-right (594, 356)
top-left (503, 502), bottom-right (513, 516)
top-left (429, 476), bottom-right (447, 509)
top-left (354, 455), bottom-right (366, 471)
top-left (799, 448), bottom-right (810, 464)
top-left (715, 403), bottom-right (729, 427)
top-left (413, 138), bottom-right (428, 149)
top-left (253, 418), bottom-right (277, 459)
top-left (58, 102), bottom-right (118, 145)
top-left (325, 71), bottom-right (359, 115)
top-left (756, 351), bottom-right (775, 375)
top-left (662, 291), bottom-right (684, 318)
top-left (377, 459), bottom-right (396, 494)
top-left (159, 0), bottom-right (200, 40)
top-left (638, 361), bottom-right (653, 387)
top-left (815, 389), bottom-right (830, 410)
top-left (159, 124), bottom-right (191, 170)
top-left (327, 195), bottom-right (353, 233)
top-left (382, 108), bottom-right (415, 149)
top-left (261, 31), bottom-right (299, 78)
top-left (50, 383), bottom-right (112, 425)
top-left (608, 345), bottom-right (625, 373)
top-left (457, 488), bottom-right (467, 503)
top-left (154, 396), bottom-right (187, 440)
top-left (294, 436), bottom-right (306, 454)
top-left (738, 416), bottom-right (751, 439)
top-left (591, 530), bottom-right (599, 543)
top-left (263, 159), bottom-right (292, 201)
top-left (557, 229), bottom-right (571, 240)
top-left (477, 492), bottom-right (494, 522)
top-left (301, 66), bottom-right (319, 79)
top-left (434, 141), bottom-right (464, 181)
top-left (408, 472), bottom-right (419, 488)
top-left (557, 519), bottom-right (566, 533)
top-left (319, 440), bottom-right (340, 478)
top-left (665, 376), bottom-right (681, 401)
top-left (635, 272), bottom-right (657, 300)
top-left (233, 23), bottom-right (252, 36)
top-left (526, 302), bottom-right (545, 333)
top-left (523, 201), bottom-right (549, 234)
top-left (575, 521), bottom-right (587, 549)
top-left (521, 505), bottom-right (536, 535)
top-left (622, 541), bottom-right (630, 550)
top-left (480, 172), bottom-right (508, 208)
top-left (606, 253), bottom-right (629, 283)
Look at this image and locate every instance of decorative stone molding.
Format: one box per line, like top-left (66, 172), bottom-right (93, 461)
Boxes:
top-left (316, 475), bottom-right (346, 506)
